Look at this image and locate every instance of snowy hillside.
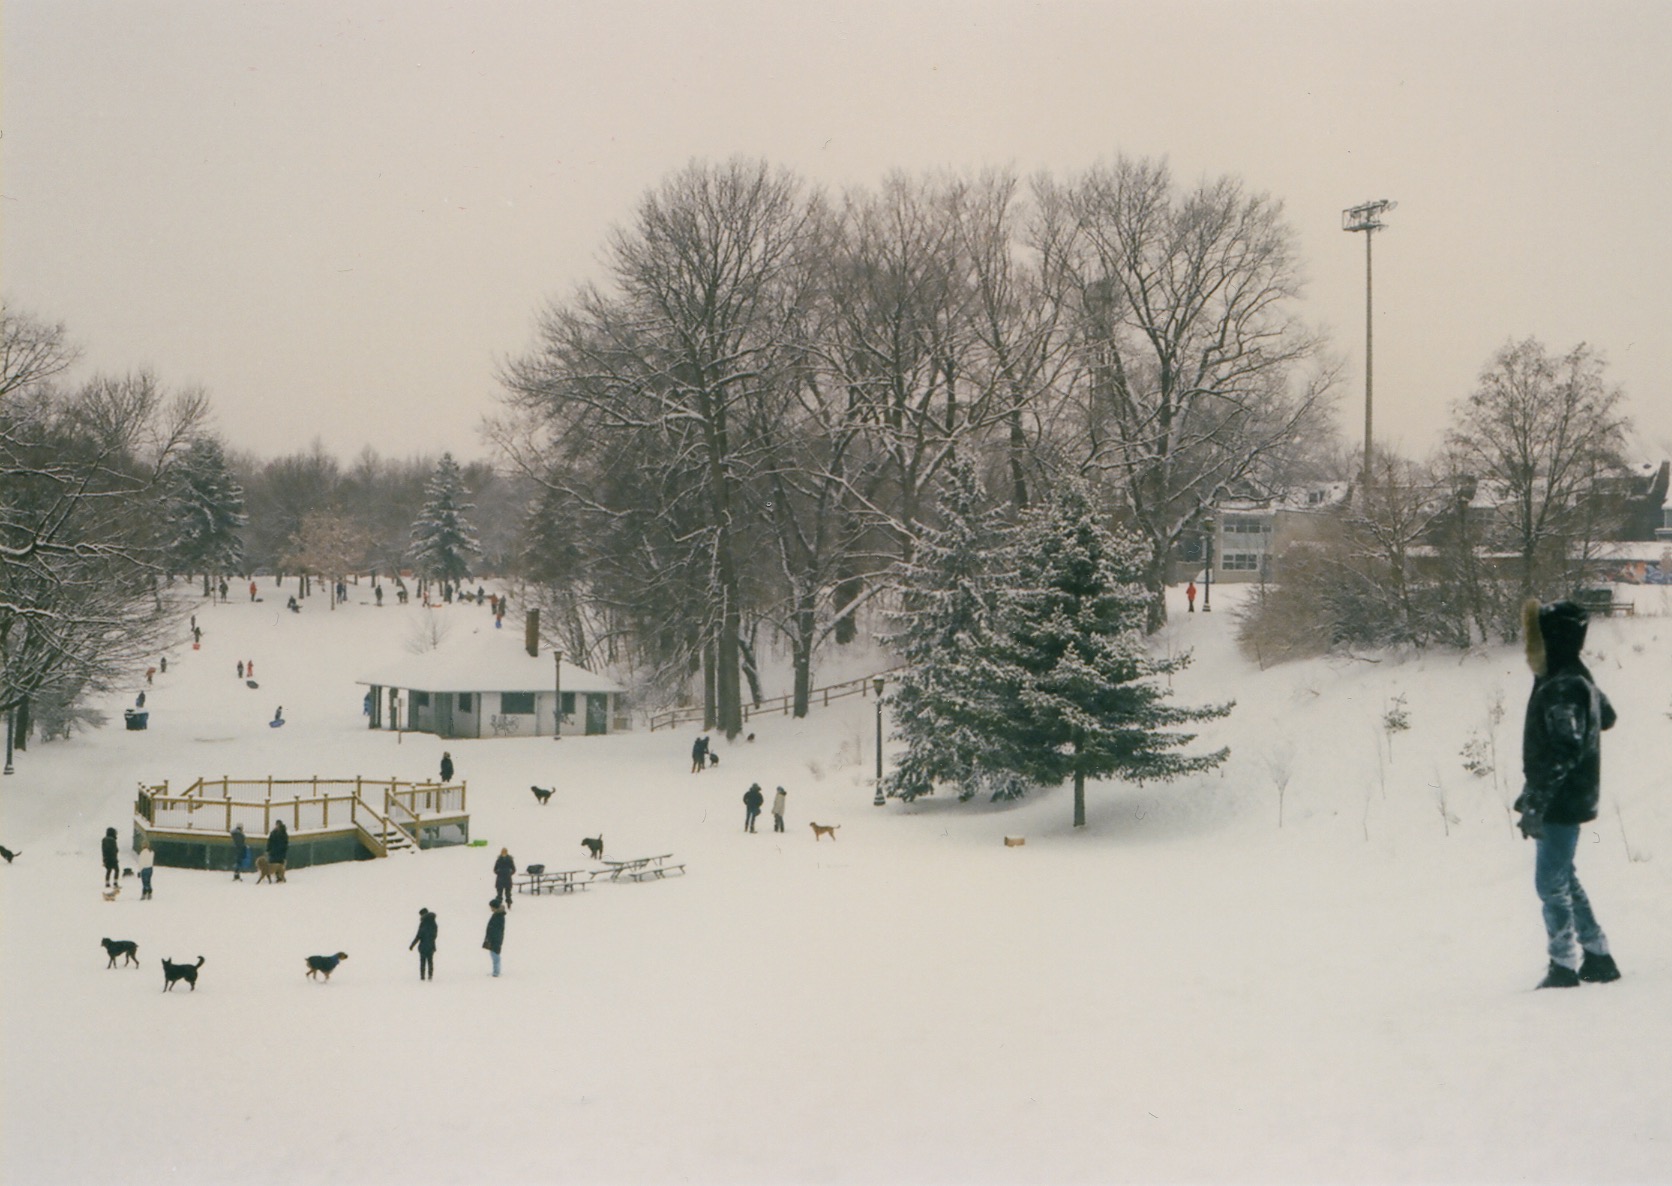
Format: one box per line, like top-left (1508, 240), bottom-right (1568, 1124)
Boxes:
top-left (2, 582), bottom-right (1670, 1185)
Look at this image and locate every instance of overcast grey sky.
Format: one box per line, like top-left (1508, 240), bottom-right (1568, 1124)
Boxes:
top-left (5, 0), bottom-right (1669, 467)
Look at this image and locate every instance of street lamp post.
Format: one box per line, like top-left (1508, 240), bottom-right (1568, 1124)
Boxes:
top-left (1202, 517), bottom-right (1215, 613)
top-left (3, 709), bottom-right (13, 775)
top-left (872, 676), bottom-right (886, 806)
top-left (553, 650), bottom-right (562, 741)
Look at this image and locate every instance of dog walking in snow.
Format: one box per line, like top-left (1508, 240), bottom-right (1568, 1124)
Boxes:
top-left (305, 952), bottom-right (349, 982)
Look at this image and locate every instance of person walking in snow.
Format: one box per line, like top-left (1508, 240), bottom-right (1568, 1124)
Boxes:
top-left (691, 735), bottom-right (709, 774)
top-left (483, 899), bottom-right (507, 977)
top-left (439, 751), bottom-right (454, 783)
top-left (237, 660), bottom-right (244, 679)
top-left (249, 579), bottom-right (257, 602)
top-left (231, 824), bottom-right (248, 880)
top-left (772, 786), bottom-right (787, 833)
top-left (137, 840), bottom-right (154, 900)
top-left (410, 907), bottom-right (439, 981)
top-left (1186, 580), bottom-right (1197, 613)
top-left (101, 826), bottom-right (120, 887)
top-left (267, 820), bottom-right (289, 867)
top-left (1515, 598), bottom-right (1622, 989)
top-left (492, 847), bottom-right (516, 908)
top-left (742, 783), bottom-right (764, 833)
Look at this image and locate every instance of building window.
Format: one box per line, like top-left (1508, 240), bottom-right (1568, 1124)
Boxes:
top-left (412, 691), bottom-right (430, 708)
top-left (1222, 552), bottom-right (1260, 571)
top-left (457, 693), bottom-right (473, 713)
top-left (1222, 516), bottom-right (1270, 537)
top-left (501, 692), bottom-right (535, 715)
top-left (560, 692), bottom-right (575, 715)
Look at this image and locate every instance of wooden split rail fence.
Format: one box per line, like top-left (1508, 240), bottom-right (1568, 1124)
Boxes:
top-left (647, 669), bottom-right (902, 732)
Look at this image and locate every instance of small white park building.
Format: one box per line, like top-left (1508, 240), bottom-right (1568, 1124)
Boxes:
top-left (358, 630), bottom-right (628, 740)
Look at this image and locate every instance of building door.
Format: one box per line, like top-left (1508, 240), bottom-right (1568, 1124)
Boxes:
top-left (585, 693), bottom-right (608, 735)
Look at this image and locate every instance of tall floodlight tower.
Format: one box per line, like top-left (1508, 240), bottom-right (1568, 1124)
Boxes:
top-left (1342, 199), bottom-right (1396, 485)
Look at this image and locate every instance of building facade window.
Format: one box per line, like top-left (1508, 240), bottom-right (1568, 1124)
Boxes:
top-left (501, 691), bottom-right (535, 715)
top-left (457, 693), bottom-right (473, 712)
top-left (1221, 552), bottom-right (1260, 572)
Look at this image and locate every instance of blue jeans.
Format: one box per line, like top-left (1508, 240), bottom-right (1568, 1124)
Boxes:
top-left (139, 868), bottom-right (153, 897)
top-left (1535, 824), bottom-right (1609, 970)
top-left (490, 950), bottom-right (501, 977)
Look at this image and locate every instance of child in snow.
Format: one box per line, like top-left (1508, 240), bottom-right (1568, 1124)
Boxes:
top-left (772, 786), bottom-right (787, 832)
top-left (411, 908), bottom-right (439, 981)
top-left (483, 899), bottom-right (506, 977)
top-left (137, 840), bottom-right (154, 900)
top-left (1515, 598), bottom-right (1622, 989)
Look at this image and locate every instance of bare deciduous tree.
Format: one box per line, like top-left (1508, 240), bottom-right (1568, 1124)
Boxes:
top-left (1446, 338), bottom-right (1632, 603)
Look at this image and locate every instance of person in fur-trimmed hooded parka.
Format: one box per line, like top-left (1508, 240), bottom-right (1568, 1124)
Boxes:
top-left (1514, 598), bottom-right (1621, 989)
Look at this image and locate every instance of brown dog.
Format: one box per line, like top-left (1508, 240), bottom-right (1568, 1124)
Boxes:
top-left (255, 854), bottom-right (286, 883)
top-left (808, 822), bottom-right (840, 842)
top-left (305, 952), bottom-right (348, 981)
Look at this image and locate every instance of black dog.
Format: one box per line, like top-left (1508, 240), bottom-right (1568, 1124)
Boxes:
top-left (581, 835), bottom-right (604, 860)
top-left (530, 785), bottom-right (554, 805)
top-left (162, 956), bottom-right (205, 991)
top-left (0, 844), bottom-right (18, 863)
top-left (305, 952), bottom-right (348, 982)
top-left (101, 938), bottom-right (139, 968)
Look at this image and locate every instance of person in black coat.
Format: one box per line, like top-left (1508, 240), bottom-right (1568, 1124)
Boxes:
top-left (1515, 598), bottom-right (1621, 988)
top-left (231, 824), bottom-right (248, 880)
top-left (439, 751), bottom-right (454, 783)
top-left (691, 735), bottom-right (709, 774)
top-left (101, 827), bottom-right (120, 886)
top-left (410, 908), bottom-right (439, 981)
top-left (742, 783), bottom-right (764, 833)
top-left (267, 820), bottom-right (289, 866)
top-left (483, 899), bottom-right (507, 977)
top-left (492, 847), bottom-right (516, 909)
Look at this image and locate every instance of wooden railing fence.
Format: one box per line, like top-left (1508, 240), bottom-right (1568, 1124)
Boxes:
top-left (647, 668), bottom-right (903, 732)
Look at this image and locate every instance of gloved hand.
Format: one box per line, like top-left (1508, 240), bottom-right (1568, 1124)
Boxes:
top-left (1513, 786), bottom-right (1545, 840)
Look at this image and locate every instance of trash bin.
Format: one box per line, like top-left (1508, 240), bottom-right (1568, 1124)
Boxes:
top-left (123, 709), bottom-right (149, 731)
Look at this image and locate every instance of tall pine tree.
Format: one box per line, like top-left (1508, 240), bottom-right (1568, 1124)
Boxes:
top-left (882, 459), bottom-right (1023, 801)
top-left (408, 453), bottom-right (479, 600)
top-left (997, 483), bottom-right (1232, 827)
top-left (163, 435), bottom-right (247, 593)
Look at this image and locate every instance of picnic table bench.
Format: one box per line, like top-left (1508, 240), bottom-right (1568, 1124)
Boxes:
top-left (601, 854), bottom-right (686, 882)
top-left (513, 867), bottom-right (597, 895)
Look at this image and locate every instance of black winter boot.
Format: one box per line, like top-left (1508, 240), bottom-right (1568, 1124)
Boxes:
top-left (1536, 961), bottom-right (1581, 989)
top-left (1579, 951), bottom-right (1621, 983)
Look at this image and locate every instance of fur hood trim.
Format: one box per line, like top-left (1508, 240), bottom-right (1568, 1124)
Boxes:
top-left (1523, 598), bottom-right (1545, 676)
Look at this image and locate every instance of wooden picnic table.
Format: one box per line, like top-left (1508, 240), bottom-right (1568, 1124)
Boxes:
top-left (513, 868), bottom-right (597, 895)
top-left (601, 854), bottom-right (685, 882)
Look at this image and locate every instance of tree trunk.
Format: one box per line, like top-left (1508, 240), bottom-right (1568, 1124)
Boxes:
top-left (1073, 767), bottom-right (1086, 828)
top-left (790, 600), bottom-right (815, 718)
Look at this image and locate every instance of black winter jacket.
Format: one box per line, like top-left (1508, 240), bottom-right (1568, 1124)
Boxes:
top-left (101, 833), bottom-right (119, 868)
top-left (493, 854), bottom-right (516, 883)
top-left (411, 912), bottom-right (439, 953)
top-left (267, 824), bottom-right (289, 862)
top-left (1520, 600), bottom-right (1616, 826)
top-left (483, 909), bottom-right (506, 953)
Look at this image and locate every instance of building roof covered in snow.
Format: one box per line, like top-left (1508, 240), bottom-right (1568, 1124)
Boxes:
top-left (357, 630), bottom-right (623, 695)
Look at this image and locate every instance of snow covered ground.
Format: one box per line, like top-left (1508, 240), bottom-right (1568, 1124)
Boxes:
top-left (3, 580), bottom-right (1671, 1185)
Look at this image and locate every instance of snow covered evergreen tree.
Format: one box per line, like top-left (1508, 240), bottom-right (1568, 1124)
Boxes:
top-left (163, 435), bottom-right (247, 592)
top-left (408, 452), bottom-right (479, 600)
top-left (995, 483), bottom-right (1232, 827)
top-left (882, 458), bottom-right (1023, 801)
